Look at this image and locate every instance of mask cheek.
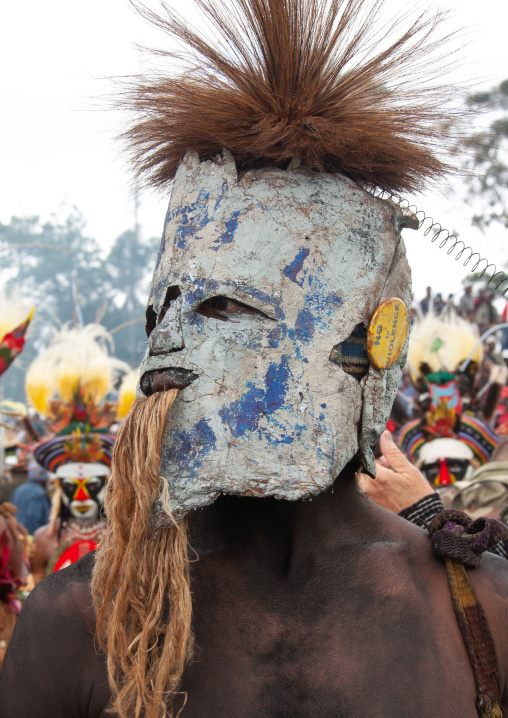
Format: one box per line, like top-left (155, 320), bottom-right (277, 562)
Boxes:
top-left (358, 239), bottom-right (411, 476)
top-left (358, 362), bottom-right (402, 477)
top-left (324, 367), bottom-right (364, 480)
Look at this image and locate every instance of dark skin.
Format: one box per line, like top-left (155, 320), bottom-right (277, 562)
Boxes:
top-left (2, 463), bottom-right (508, 717)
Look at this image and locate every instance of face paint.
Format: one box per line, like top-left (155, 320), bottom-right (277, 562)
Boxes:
top-left (419, 438), bottom-right (474, 486)
top-left (57, 462), bottom-right (108, 522)
top-left (428, 379), bottom-right (462, 413)
top-left (140, 151), bottom-right (413, 519)
top-left (421, 458), bottom-right (472, 486)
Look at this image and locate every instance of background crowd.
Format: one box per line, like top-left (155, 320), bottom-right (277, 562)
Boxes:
top-left (361, 283), bottom-right (508, 559)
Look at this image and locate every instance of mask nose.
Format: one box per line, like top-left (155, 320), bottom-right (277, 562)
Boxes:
top-left (149, 296), bottom-right (185, 356)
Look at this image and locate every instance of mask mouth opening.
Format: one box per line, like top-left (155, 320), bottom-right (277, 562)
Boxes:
top-left (140, 368), bottom-right (198, 396)
top-left (329, 323), bottom-right (369, 381)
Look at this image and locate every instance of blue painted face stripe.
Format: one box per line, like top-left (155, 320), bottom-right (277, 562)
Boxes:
top-left (219, 356), bottom-right (291, 439)
top-left (283, 248), bottom-right (310, 286)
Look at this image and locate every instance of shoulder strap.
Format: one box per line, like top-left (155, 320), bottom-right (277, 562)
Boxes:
top-left (429, 510), bottom-right (508, 718)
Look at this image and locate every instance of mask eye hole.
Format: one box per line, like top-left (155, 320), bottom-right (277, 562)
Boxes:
top-left (145, 305), bottom-right (157, 338)
top-left (197, 296), bottom-right (268, 322)
top-left (329, 323), bottom-right (369, 381)
top-left (157, 286), bottom-right (182, 325)
top-left (146, 286), bottom-right (182, 337)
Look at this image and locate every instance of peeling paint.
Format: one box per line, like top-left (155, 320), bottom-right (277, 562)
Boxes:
top-left (295, 309), bottom-right (315, 343)
top-left (173, 188), bottom-right (210, 250)
top-left (284, 247), bottom-right (310, 286)
top-left (220, 356), bottom-right (291, 438)
top-left (168, 418), bottom-right (217, 476)
top-left (141, 150), bottom-right (413, 519)
top-left (212, 209), bottom-right (241, 250)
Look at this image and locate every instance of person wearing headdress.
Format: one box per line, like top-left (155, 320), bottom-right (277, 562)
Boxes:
top-left (0, 292), bottom-right (34, 666)
top-left (3, 2), bottom-right (508, 717)
top-left (0, 413), bottom-right (33, 505)
top-left (459, 285), bottom-right (475, 319)
top-left (359, 430), bottom-right (508, 560)
top-left (398, 313), bottom-right (502, 488)
top-left (22, 324), bottom-right (131, 583)
top-left (9, 463), bottom-right (51, 536)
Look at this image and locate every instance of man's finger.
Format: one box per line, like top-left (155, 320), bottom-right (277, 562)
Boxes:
top-left (379, 430), bottom-right (414, 473)
top-left (358, 473), bottom-right (376, 493)
top-left (374, 463), bottom-right (401, 483)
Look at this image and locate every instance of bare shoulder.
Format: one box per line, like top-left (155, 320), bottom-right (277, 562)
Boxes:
top-left (32, 522), bottom-right (57, 555)
top-left (471, 549), bottom-right (508, 599)
top-left (33, 521), bottom-right (52, 541)
top-left (383, 508), bottom-right (508, 707)
top-left (362, 506), bottom-right (508, 707)
top-left (360, 499), bottom-right (441, 560)
top-left (0, 552), bottom-right (109, 718)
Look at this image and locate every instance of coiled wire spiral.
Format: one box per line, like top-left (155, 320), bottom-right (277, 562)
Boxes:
top-left (367, 188), bottom-right (508, 296)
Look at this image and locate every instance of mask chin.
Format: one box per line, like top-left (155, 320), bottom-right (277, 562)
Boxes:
top-left (358, 363), bottom-right (403, 477)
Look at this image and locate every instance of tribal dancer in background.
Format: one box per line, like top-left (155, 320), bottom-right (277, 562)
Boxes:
top-left (0, 291), bottom-right (34, 666)
top-left (2, 1), bottom-right (508, 717)
top-left (24, 324), bottom-right (135, 582)
top-left (399, 314), bottom-right (502, 486)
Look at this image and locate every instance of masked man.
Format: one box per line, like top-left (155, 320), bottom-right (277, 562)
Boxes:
top-left (2, 1), bottom-right (508, 717)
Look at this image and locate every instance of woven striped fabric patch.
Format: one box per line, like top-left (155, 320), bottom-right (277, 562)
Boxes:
top-left (329, 323), bottom-right (369, 380)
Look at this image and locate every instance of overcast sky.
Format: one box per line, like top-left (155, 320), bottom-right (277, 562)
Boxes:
top-left (1, 0), bottom-right (507, 300)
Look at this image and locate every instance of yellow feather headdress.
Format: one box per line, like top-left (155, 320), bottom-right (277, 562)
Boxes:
top-left (0, 289), bottom-right (34, 344)
top-left (0, 289), bottom-right (35, 378)
top-left (407, 314), bottom-right (482, 385)
top-left (25, 324), bottom-right (129, 421)
top-left (116, 368), bottom-right (140, 420)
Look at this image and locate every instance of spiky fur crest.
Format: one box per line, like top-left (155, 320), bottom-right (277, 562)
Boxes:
top-left (124, 0), bottom-right (460, 193)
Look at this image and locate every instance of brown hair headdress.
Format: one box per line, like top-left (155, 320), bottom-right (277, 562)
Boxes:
top-left (124, 0), bottom-right (459, 194)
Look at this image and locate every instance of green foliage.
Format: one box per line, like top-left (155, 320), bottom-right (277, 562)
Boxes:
top-left (101, 229), bottom-right (159, 365)
top-left (461, 79), bottom-right (508, 230)
top-left (0, 211), bottom-right (159, 401)
top-left (461, 269), bottom-right (508, 299)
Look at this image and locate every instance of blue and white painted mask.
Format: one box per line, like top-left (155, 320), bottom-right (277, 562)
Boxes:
top-left (140, 151), bottom-right (413, 518)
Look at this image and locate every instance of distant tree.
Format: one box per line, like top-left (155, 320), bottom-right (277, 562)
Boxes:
top-left (102, 229), bottom-right (159, 366)
top-left (459, 78), bottom-right (508, 230)
top-left (0, 211), bottom-right (158, 401)
top-left (0, 212), bottom-right (105, 333)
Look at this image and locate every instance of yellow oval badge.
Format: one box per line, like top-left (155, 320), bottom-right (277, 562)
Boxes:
top-left (367, 298), bottom-right (409, 370)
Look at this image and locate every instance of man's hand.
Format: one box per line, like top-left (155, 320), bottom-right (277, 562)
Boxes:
top-left (358, 430), bottom-right (435, 514)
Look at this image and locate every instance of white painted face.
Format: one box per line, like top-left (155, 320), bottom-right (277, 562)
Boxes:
top-left (57, 462), bottom-right (108, 522)
top-left (140, 151), bottom-right (413, 519)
